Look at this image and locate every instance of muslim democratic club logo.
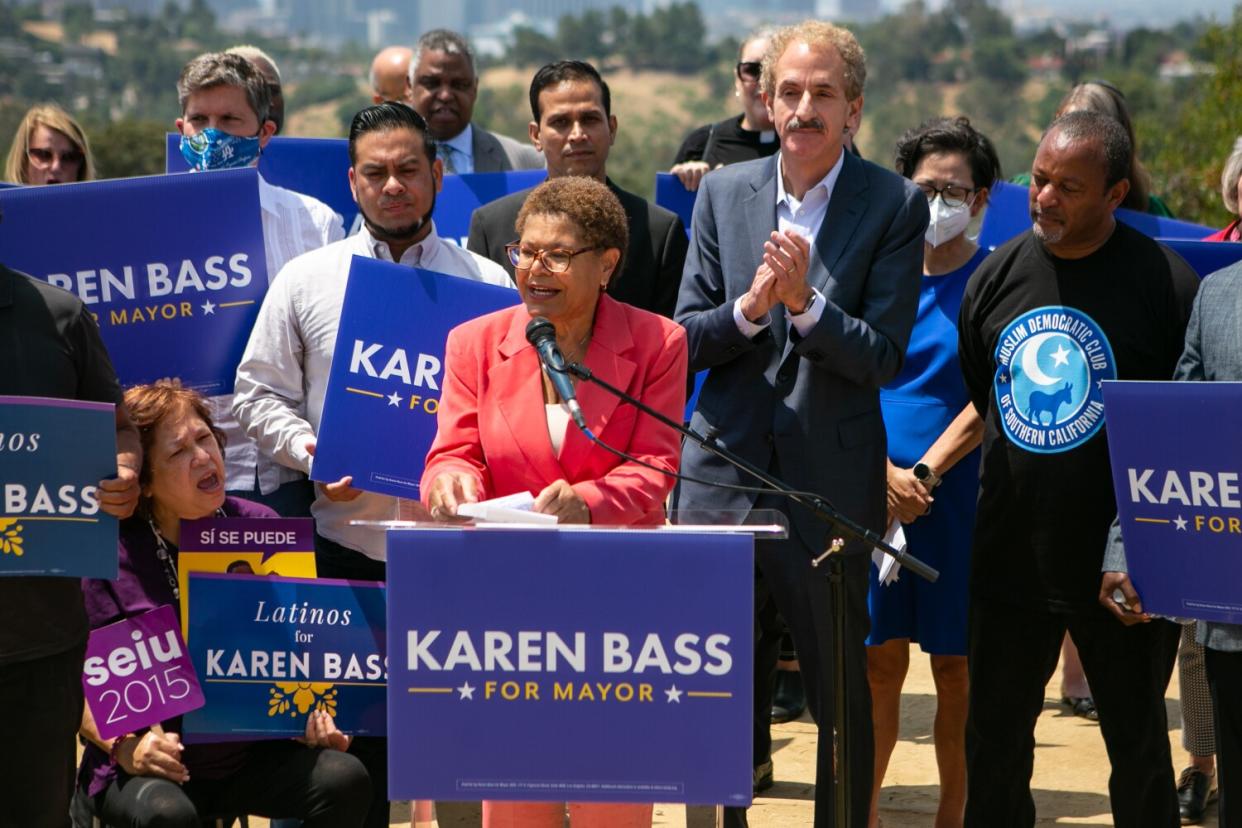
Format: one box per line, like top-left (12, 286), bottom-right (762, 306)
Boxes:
top-left (993, 306), bottom-right (1115, 454)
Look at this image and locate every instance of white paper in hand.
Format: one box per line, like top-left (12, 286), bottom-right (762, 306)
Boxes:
top-left (871, 519), bottom-right (906, 586)
top-left (455, 491), bottom-right (558, 525)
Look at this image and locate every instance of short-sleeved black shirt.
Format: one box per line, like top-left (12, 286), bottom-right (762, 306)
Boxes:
top-left (958, 224), bottom-right (1200, 611)
top-left (673, 115), bottom-right (780, 168)
top-left (0, 264), bottom-right (123, 664)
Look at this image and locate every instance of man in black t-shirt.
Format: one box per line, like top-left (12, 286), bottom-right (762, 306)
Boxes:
top-left (0, 264), bottom-right (141, 827)
top-left (958, 111), bottom-right (1198, 827)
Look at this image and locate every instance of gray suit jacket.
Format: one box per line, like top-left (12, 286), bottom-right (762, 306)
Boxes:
top-left (471, 127), bottom-right (544, 173)
top-left (672, 152), bottom-right (929, 552)
top-left (1104, 260), bottom-right (1242, 651)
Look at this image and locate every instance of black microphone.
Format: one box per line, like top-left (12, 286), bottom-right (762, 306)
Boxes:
top-left (525, 317), bottom-right (587, 431)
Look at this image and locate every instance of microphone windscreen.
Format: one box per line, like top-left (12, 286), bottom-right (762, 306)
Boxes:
top-left (525, 316), bottom-right (555, 346)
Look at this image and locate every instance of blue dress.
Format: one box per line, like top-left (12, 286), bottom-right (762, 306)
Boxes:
top-left (867, 248), bottom-right (988, 656)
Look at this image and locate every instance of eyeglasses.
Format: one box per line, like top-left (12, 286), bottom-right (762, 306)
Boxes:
top-left (916, 182), bottom-right (976, 208)
top-left (505, 242), bottom-right (600, 273)
top-left (736, 61), bottom-right (762, 82)
top-left (28, 147), bottom-right (85, 168)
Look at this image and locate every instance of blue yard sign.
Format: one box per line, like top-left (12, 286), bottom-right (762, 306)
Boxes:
top-left (0, 169), bottom-right (267, 394)
top-left (311, 257), bottom-right (518, 499)
top-left (387, 527), bottom-right (754, 806)
top-left (0, 396), bottom-right (117, 578)
top-left (183, 572), bottom-right (387, 741)
top-left (1103, 380), bottom-right (1242, 624)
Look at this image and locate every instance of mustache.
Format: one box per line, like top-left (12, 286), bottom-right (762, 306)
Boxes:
top-left (787, 116), bottom-right (825, 131)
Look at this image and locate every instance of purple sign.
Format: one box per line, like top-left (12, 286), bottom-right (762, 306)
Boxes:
top-left (1103, 381), bottom-right (1242, 623)
top-left (386, 528), bottom-right (753, 806)
top-left (83, 605), bottom-right (204, 740)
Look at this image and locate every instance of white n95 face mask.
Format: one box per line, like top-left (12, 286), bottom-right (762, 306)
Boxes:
top-left (925, 195), bottom-right (972, 248)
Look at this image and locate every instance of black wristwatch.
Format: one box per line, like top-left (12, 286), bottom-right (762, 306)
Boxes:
top-left (913, 462), bottom-right (942, 489)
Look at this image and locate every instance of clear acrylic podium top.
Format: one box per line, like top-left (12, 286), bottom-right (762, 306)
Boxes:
top-left (351, 509), bottom-right (788, 539)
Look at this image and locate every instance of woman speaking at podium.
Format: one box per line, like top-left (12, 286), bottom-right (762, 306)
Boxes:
top-left (421, 176), bottom-right (688, 827)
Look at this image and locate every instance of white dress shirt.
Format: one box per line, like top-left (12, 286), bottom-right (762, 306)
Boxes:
top-left (732, 150), bottom-right (845, 339)
top-left (211, 176), bottom-right (345, 494)
top-left (439, 124), bottom-right (474, 174)
top-left (232, 222), bottom-right (512, 560)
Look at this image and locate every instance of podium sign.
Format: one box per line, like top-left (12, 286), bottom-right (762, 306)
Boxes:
top-left (387, 527), bottom-right (753, 806)
top-left (1103, 381), bottom-right (1242, 624)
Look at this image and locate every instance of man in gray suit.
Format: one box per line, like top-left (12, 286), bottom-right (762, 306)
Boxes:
top-left (1102, 259), bottom-right (1242, 826)
top-left (673, 20), bottom-right (927, 827)
top-left (405, 29), bottom-right (543, 174)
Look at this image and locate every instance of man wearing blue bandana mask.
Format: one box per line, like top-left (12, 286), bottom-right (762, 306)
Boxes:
top-left (175, 52), bottom-right (345, 518)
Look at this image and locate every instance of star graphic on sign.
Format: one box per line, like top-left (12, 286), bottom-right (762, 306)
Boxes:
top-left (201, 300), bottom-right (216, 315)
top-left (1050, 344), bottom-right (1071, 368)
top-left (387, 391), bottom-right (403, 407)
top-left (1097, 380), bottom-right (1104, 390)
top-left (665, 684), bottom-right (683, 704)
top-left (999, 372), bottom-right (1010, 384)
top-left (457, 682), bottom-right (475, 700)
top-left (1174, 515), bottom-right (1188, 531)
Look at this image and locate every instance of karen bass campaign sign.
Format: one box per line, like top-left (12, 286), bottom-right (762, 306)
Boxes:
top-left (387, 528), bottom-right (754, 806)
top-left (0, 396), bottom-right (117, 578)
top-left (311, 258), bottom-right (518, 499)
top-left (183, 572), bottom-right (387, 741)
top-left (83, 605), bottom-right (204, 740)
top-left (1103, 381), bottom-right (1242, 624)
top-left (0, 169), bottom-right (267, 394)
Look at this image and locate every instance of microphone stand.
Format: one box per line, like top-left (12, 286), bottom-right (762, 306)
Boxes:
top-left (563, 360), bottom-right (938, 828)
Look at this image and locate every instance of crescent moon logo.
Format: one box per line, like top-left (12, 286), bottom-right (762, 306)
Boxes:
top-left (992, 306), bottom-right (1116, 455)
top-left (1017, 332), bottom-right (1062, 386)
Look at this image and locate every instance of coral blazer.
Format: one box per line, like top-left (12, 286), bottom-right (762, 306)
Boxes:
top-left (421, 295), bottom-right (688, 526)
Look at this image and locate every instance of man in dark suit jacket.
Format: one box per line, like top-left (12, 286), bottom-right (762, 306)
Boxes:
top-left (673, 21), bottom-right (927, 828)
top-left (467, 60), bottom-right (687, 318)
top-left (406, 29), bottom-right (543, 173)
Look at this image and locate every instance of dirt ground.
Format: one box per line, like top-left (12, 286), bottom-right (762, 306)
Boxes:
top-left (258, 652), bottom-right (1208, 828)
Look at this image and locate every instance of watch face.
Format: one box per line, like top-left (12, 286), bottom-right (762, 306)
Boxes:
top-left (913, 463), bottom-right (930, 480)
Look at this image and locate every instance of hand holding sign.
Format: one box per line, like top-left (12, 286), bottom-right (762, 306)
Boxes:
top-left (114, 726), bottom-right (190, 784)
top-left (82, 606), bottom-right (205, 742)
top-left (307, 439), bottom-right (362, 503)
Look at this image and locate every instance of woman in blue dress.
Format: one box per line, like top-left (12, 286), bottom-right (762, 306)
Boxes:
top-left (867, 117), bottom-right (1000, 828)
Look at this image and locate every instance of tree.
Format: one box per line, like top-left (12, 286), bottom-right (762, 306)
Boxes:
top-left (508, 26), bottom-right (560, 67)
top-left (61, 2), bottom-right (94, 44)
top-left (1144, 5), bottom-right (1242, 225)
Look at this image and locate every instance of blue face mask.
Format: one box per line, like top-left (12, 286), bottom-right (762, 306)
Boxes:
top-left (179, 127), bottom-right (262, 171)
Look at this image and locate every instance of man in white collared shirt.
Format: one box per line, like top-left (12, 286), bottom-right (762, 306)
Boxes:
top-left (175, 51), bottom-right (345, 516)
top-left (405, 29), bottom-right (543, 174)
top-left (233, 102), bottom-right (509, 828)
top-left (235, 103), bottom-right (509, 576)
top-left (673, 21), bottom-right (928, 827)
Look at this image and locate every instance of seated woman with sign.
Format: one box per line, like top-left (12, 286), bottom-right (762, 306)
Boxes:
top-left (422, 176), bottom-right (688, 827)
top-left (74, 380), bottom-right (370, 828)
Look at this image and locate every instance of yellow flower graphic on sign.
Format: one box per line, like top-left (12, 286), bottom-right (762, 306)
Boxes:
top-left (267, 682), bottom-right (338, 718)
top-left (0, 519), bottom-right (24, 557)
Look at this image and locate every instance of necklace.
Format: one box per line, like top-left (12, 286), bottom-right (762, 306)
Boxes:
top-left (147, 507), bottom-right (226, 601)
top-left (147, 518), bottom-right (180, 600)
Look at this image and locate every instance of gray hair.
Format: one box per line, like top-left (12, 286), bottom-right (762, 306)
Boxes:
top-left (225, 44), bottom-right (281, 83)
top-left (409, 29), bottom-right (476, 85)
top-left (177, 52), bottom-right (271, 123)
top-left (1222, 136), bottom-right (1242, 215)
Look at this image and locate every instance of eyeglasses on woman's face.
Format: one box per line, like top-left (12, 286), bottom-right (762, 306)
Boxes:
top-left (505, 242), bottom-right (600, 273)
